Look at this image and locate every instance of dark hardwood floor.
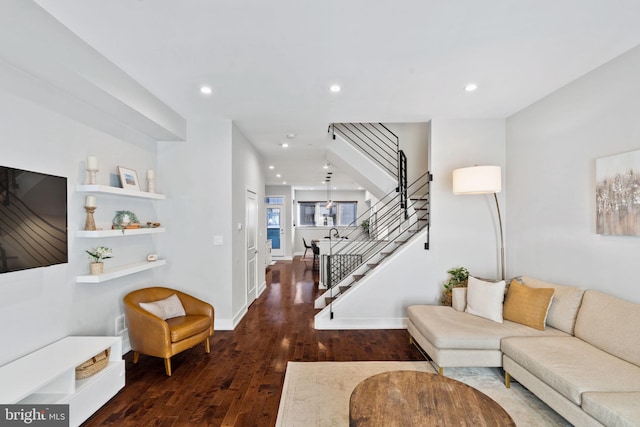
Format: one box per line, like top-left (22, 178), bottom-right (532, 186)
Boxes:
top-left (83, 256), bottom-right (423, 426)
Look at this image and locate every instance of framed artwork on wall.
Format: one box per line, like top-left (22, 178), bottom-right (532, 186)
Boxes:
top-left (117, 166), bottom-right (140, 191)
top-left (596, 149), bottom-right (640, 236)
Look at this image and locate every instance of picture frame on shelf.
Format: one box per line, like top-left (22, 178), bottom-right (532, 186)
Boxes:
top-left (117, 166), bottom-right (140, 191)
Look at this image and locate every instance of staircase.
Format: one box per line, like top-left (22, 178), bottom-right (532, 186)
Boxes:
top-left (314, 171), bottom-right (432, 313)
top-left (315, 122), bottom-right (432, 321)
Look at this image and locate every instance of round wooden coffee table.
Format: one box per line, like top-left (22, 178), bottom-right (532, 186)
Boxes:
top-left (349, 370), bottom-right (515, 427)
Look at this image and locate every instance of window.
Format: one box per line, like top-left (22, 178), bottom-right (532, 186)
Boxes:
top-left (265, 197), bottom-right (285, 204)
top-left (298, 201), bottom-right (357, 227)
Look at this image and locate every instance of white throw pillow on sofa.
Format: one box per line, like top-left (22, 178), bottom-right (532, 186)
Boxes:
top-left (465, 276), bottom-right (506, 323)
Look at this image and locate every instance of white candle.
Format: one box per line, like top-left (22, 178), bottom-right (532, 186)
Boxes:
top-left (147, 169), bottom-right (154, 179)
top-left (87, 156), bottom-right (98, 170)
top-left (85, 195), bottom-right (97, 207)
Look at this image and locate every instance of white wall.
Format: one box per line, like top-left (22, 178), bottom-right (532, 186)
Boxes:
top-left (157, 120), bottom-right (235, 329)
top-left (319, 119), bottom-right (507, 328)
top-left (231, 124), bottom-right (266, 321)
top-left (430, 119), bottom-right (507, 281)
top-left (0, 91), bottom-right (160, 365)
top-left (507, 44), bottom-right (640, 303)
top-left (385, 122), bottom-right (430, 183)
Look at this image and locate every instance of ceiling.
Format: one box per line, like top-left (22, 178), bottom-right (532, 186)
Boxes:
top-left (34, 0), bottom-right (640, 189)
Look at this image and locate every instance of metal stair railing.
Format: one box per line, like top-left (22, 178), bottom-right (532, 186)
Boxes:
top-left (330, 123), bottom-right (399, 178)
top-left (330, 122), bottom-right (409, 225)
top-left (399, 150), bottom-right (408, 219)
top-left (324, 171), bottom-right (432, 289)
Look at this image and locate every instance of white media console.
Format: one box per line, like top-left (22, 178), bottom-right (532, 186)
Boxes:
top-left (0, 336), bottom-right (125, 427)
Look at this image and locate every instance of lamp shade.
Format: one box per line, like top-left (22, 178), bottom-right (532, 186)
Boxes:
top-left (452, 165), bottom-right (502, 195)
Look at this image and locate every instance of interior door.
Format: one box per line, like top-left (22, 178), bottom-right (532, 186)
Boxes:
top-left (266, 200), bottom-right (285, 257)
top-left (246, 190), bottom-right (258, 306)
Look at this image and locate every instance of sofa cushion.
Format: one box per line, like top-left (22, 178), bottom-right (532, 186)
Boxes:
top-left (582, 392), bottom-right (640, 427)
top-left (574, 290), bottom-right (640, 367)
top-left (407, 305), bottom-right (568, 350)
top-left (501, 336), bottom-right (640, 405)
top-left (166, 315), bottom-right (211, 342)
top-left (503, 280), bottom-right (554, 331)
top-left (521, 276), bottom-right (585, 334)
top-left (465, 276), bottom-right (506, 323)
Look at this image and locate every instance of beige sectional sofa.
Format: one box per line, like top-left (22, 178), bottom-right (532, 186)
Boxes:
top-left (407, 276), bottom-right (640, 427)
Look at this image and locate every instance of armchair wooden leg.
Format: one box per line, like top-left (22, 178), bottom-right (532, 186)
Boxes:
top-left (204, 338), bottom-right (210, 353)
top-left (505, 372), bottom-right (511, 389)
top-left (133, 351), bottom-right (140, 364)
top-left (438, 367), bottom-right (444, 376)
top-left (164, 358), bottom-right (172, 376)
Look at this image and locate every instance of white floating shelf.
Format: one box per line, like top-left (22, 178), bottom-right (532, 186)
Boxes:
top-left (76, 184), bottom-right (165, 200)
top-left (76, 259), bottom-right (166, 283)
top-left (76, 227), bottom-right (165, 238)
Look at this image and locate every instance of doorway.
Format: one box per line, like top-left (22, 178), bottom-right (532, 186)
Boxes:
top-left (246, 190), bottom-right (258, 306)
top-left (266, 196), bottom-right (285, 257)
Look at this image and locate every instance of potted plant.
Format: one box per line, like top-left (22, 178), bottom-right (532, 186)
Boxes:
top-left (86, 246), bottom-right (113, 275)
top-left (361, 219), bottom-right (370, 237)
top-left (441, 266), bottom-right (469, 306)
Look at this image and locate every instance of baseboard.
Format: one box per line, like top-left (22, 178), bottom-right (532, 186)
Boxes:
top-left (314, 316), bottom-right (408, 330)
top-left (257, 280), bottom-right (267, 296)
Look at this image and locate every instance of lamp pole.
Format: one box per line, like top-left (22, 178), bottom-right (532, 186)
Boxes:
top-left (493, 193), bottom-right (505, 281)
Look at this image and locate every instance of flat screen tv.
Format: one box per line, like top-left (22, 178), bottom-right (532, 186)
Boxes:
top-left (0, 165), bottom-right (68, 273)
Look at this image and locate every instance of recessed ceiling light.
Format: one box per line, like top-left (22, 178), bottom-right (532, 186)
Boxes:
top-left (268, 165), bottom-right (274, 170)
top-left (281, 143), bottom-right (289, 148)
top-left (323, 164), bottom-right (329, 169)
top-left (330, 84), bottom-right (341, 93)
top-left (464, 83), bottom-right (478, 92)
top-left (276, 174), bottom-right (281, 178)
top-left (286, 133), bottom-right (297, 139)
top-left (200, 86), bottom-right (212, 95)
top-left (321, 181), bottom-right (325, 184)
top-left (282, 181), bottom-right (287, 184)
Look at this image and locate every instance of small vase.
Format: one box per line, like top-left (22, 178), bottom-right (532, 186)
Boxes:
top-left (90, 262), bottom-right (104, 275)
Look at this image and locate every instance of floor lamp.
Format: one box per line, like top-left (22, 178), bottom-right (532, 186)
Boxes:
top-left (452, 165), bottom-right (505, 281)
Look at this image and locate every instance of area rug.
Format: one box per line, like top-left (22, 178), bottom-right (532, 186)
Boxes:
top-left (275, 361), bottom-right (571, 426)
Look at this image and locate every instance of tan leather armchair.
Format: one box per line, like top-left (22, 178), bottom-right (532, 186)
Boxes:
top-left (123, 287), bottom-right (214, 376)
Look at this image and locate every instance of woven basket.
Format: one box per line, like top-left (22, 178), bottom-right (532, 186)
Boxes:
top-left (441, 291), bottom-right (453, 306)
top-left (75, 348), bottom-right (110, 380)
top-left (441, 282), bottom-right (468, 306)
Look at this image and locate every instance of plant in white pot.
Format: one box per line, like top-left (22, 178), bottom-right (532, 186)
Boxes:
top-left (441, 266), bottom-right (469, 306)
top-left (86, 246), bottom-right (113, 275)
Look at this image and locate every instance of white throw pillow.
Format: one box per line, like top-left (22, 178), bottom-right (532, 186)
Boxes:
top-left (465, 276), bottom-right (506, 323)
top-left (139, 294), bottom-right (186, 320)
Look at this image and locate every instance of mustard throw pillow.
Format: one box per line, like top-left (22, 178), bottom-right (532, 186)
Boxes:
top-left (503, 281), bottom-right (554, 330)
